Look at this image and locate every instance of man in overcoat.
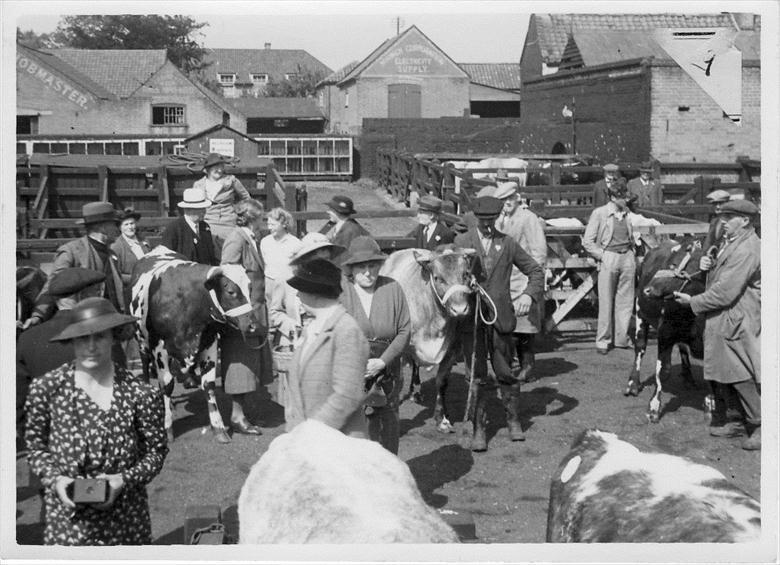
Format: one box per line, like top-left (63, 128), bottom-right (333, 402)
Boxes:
top-left (318, 195), bottom-right (369, 263)
top-left (407, 194), bottom-right (455, 250)
top-left (627, 161), bottom-right (664, 207)
top-left (160, 188), bottom-right (218, 266)
top-left (592, 163), bottom-right (625, 207)
top-left (454, 196), bottom-right (545, 451)
top-left (674, 200), bottom-right (761, 450)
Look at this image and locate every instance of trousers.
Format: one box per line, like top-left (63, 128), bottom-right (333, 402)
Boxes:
top-left (596, 250), bottom-right (636, 349)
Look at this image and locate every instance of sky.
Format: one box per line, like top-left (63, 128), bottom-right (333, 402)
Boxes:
top-left (13, 2), bottom-right (533, 72)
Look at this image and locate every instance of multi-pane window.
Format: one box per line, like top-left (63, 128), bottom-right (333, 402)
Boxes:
top-left (152, 105), bottom-right (185, 126)
top-left (251, 74), bottom-right (268, 83)
top-left (218, 73), bottom-right (236, 84)
top-left (284, 73), bottom-right (298, 80)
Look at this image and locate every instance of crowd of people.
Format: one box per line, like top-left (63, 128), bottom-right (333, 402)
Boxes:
top-left (15, 153), bottom-right (762, 545)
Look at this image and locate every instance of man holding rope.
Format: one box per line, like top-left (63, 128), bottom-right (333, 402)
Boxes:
top-left (454, 196), bottom-right (545, 452)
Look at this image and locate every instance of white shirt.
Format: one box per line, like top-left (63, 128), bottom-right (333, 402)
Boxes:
top-left (260, 232), bottom-right (302, 281)
top-left (183, 215), bottom-right (199, 235)
top-left (352, 283), bottom-right (374, 318)
top-left (424, 222), bottom-right (437, 242)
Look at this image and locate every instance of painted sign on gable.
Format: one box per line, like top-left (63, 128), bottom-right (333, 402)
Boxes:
top-left (16, 54), bottom-right (92, 110)
top-left (364, 30), bottom-right (465, 77)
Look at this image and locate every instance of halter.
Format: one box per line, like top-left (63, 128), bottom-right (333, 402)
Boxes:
top-left (428, 271), bottom-right (472, 311)
top-left (653, 240), bottom-right (707, 297)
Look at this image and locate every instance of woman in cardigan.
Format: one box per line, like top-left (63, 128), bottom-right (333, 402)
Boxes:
top-left (339, 236), bottom-right (411, 454)
top-left (283, 258), bottom-right (369, 438)
top-left (193, 152), bottom-right (251, 259)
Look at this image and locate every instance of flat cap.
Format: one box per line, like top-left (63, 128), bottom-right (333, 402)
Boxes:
top-left (706, 189), bottom-right (731, 204)
top-left (602, 163), bottom-right (619, 172)
top-left (417, 194), bottom-right (443, 213)
top-left (475, 185), bottom-right (496, 198)
top-left (48, 268), bottom-right (106, 298)
top-left (492, 181), bottom-right (519, 200)
top-left (719, 200), bottom-right (759, 216)
top-left (471, 196), bottom-right (503, 219)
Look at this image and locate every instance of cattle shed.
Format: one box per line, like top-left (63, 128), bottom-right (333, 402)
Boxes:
top-left (183, 124), bottom-right (263, 164)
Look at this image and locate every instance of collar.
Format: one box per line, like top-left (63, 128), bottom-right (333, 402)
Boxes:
top-left (241, 226), bottom-right (256, 240)
top-left (183, 215), bottom-right (199, 234)
top-left (334, 218), bottom-right (346, 231)
top-left (606, 202), bottom-right (627, 219)
top-left (87, 233), bottom-right (109, 246)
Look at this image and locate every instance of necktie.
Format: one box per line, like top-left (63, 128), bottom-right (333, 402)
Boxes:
top-left (425, 225), bottom-right (433, 242)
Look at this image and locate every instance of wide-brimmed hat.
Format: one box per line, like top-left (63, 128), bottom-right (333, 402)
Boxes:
top-left (492, 181), bottom-right (519, 200)
top-left (286, 258), bottom-right (342, 299)
top-left (471, 196), bottom-right (503, 219)
top-left (289, 232), bottom-right (345, 266)
top-left (341, 236), bottom-right (387, 266)
top-left (602, 163), bottom-right (620, 173)
top-left (48, 268), bottom-right (106, 298)
top-left (202, 152), bottom-right (230, 171)
top-left (75, 202), bottom-right (122, 226)
top-left (50, 297), bottom-right (138, 342)
top-left (325, 195), bottom-right (356, 216)
top-left (417, 195), bottom-right (443, 213)
top-left (719, 200), bottom-right (759, 217)
top-left (118, 207), bottom-right (141, 222)
top-left (639, 161), bottom-right (654, 173)
top-left (475, 185), bottom-right (496, 198)
top-left (178, 188), bottom-right (211, 209)
top-left (706, 189), bottom-right (731, 204)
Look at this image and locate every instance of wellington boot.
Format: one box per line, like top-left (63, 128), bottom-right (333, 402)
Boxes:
top-left (501, 384), bottom-right (525, 441)
top-left (470, 394), bottom-right (488, 452)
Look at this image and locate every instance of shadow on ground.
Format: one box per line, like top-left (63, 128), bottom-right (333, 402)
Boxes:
top-left (406, 444), bottom-right (474, 508)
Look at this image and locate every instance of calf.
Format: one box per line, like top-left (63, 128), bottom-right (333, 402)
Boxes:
top-left (238, 420), bottom-right (458, 543)
top-left (546, 429), bottom-right (761, 543)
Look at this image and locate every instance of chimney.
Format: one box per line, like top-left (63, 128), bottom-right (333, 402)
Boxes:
top-left (264, 42), bottom-right (272, 50)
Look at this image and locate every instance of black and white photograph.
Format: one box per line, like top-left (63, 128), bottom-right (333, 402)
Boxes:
top-left (2, 1), bottom-right (778, 562)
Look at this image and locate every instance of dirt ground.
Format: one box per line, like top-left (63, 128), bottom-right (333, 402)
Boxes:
top-left (15, 181), bottom-right (761, 545)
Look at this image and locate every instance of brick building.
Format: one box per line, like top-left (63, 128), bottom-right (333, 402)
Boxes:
top-left (518, 13), bottom-right (761, 165)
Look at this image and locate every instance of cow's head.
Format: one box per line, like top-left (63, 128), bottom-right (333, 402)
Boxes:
top-left (644, 238), bottom-right (707, 300)
top-left (205, 265), bottom-right (267, 344)
top-left (413, 245), bottom-right (476, 318)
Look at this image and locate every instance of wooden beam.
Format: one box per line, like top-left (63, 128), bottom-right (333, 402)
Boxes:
top-left (544, 272), bottom-right (597, 333)
top-left (98, 165), bottom-right (109, 202)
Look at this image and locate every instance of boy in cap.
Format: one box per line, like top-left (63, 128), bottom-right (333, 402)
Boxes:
top-left (160, 188), bottom-right (218, 266)
top-left (318, 195), bottom-right (369, 262)
top-left (583, 180), bottom-right (636, 355)
top-left (593, 163), bottom-right (625, 207)
top-left (701, 189), bottom-right (732, 263)
top-left (454, 196), bottom-right (545, 451)
top-left (674, 200), bottom-right (761, 450)
top-left (627, 161), bottom-right (663, 207)
top-left (408, 194), bottom-right (455, 250)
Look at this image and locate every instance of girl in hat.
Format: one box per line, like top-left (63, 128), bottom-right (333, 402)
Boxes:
top-left (24, 297), bottom-right (168, 545)
top-left (338, 236), bottom-right (411, 454)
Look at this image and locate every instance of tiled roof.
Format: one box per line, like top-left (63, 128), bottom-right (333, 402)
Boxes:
top-left (18, 45), bottom-right (115, 99)
top-left (318, 60), bottom-right (360, 86)
top-left (535, 13), bottom-right (741, 65)
top-left (202, 49), bottom-right (332, 84)
top-left (459, 63), bottom-right (522, 90)
top-left (228, 97), bottom-right (324, 119)
top-left (46, 49), bottom-right (167, 97)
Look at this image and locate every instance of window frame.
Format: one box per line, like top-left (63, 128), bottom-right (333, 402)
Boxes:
top-left (151, 104), bottom-right (187, 126)
top-left (251, 73), bottom-right (269, 84)
top-left (218, 73), bottom-right (237, 85)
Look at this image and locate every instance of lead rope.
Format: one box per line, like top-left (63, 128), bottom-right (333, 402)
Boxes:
top-left (461, 276), bottom-right (498, 427)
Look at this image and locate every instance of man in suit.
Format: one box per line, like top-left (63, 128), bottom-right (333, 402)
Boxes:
top-left (627, 161), bottom-right (664, 207)
top-left (407, 195), bottom-right (455, 250)
top-left (592, 163), bottom-right (625, 207)
top-left (454, 196), bottom-right (545, 452)
top-left (318, 195), bottom-right (369, 263)
top-left (160, 188), bottom-right (218, 266)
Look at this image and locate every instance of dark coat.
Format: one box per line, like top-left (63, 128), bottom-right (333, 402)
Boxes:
top-left (160, 216), bottom-right (218, 266)
top-left (110, 235), bottom-right (152, 284)
top-left (627, 177), bottom-right (663, 207)
top-left (407, 222), bottom-right (455, 250)
top-left (454, 228), bottom-right (545, 334)
top-left (593, 178), bottom-right (626, 207)
top-left (319, 218), bottom-right (370, 262)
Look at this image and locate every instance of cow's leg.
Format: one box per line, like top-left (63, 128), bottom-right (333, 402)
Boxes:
top-left (678, 342), bottom-right (696, 389)
top-left (647, 325), bottom-right (673, 423)
top-left (703, 380), bottom-right (718, 425)
top-left (152, 341), bottom-right (176, 443)
top-left (407, 358), bottom-right (423, 404)
top-left (194, 339), bottom-right (231, 444)
top-left (625, 311), bottom-right (647, 397)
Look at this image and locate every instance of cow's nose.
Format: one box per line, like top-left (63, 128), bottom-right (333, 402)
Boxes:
top-left (643, 287), bottom-right (652, 296)
top-left (248, 323), bottom-right (257, 333)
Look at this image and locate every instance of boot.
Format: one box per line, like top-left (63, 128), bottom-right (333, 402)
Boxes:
top-left (470, 392), bottom-right (488, 452)
top-left (501, 384), bottom-right (525, 441)
top-left (741, 425), bottom-right (761, 451)
top-left (518, 334), bottom-right (536, 384)
top-left (710, 421), bottom-right (745, 437)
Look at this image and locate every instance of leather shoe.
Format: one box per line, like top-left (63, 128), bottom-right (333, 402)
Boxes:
top-left (710, 422), bottom-right (745, 438)
top-left (741, 427), bottom-right (761, 451)
top-left (231, 420), bottom-right (262, 435)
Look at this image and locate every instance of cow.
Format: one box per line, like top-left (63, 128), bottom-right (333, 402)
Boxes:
top-left (130, 246), bottom-right (266, 443)
top-left (627, 237), bottom-right (709, 423)
top-left (238, 419), bottom-right (459, 543)
top-left (546, 429), bottom-right (761, 543)
top-left (16, 265), bottom-right (47, 336)
top-left (379, 246), bottom-right (475, 433)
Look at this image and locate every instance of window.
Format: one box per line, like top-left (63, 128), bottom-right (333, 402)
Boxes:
top-left (284, 73), bottom-right (298, 80)
top-left (17, 115), bottom-right (38, 135)
top-left (273, 119), bottom-right (290, 128)
top-left (251, 74), bottom-right (268, 84)
top-left (218, 73), bottom-right (236, 85)
top-left (152, 105), bottom-right (186, 126)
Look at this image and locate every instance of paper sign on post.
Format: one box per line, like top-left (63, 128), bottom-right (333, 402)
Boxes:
top-left (209, 138), bottom-right (235, 157)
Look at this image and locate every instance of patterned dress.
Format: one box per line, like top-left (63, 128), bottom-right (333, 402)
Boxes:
top-left (24, 363), bottom-right (168, 545)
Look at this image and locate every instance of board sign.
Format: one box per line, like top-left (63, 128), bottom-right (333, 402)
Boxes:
top-left (209, 138), bottom-right (235, 157)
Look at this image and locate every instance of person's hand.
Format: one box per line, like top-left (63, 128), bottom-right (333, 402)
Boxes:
top-left (516, 294), bottom-right (533, 316)
top-left (21, 315), bottom-right (42, 331)
top-left (53, 475), bottom-right (76, 508)
top-left (364, 358), bottom-right (386, 379)
top-left (699, 256), bottom-right (713, 271)
top-left (278, 317), bottom-right (298, 338)
top-left (673, 291), bottom-right (692, 306)
top-left (92, 473), bottom-right (124, 510)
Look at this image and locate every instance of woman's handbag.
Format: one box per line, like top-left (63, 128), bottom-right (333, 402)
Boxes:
top-left (364, 339), bottom-right (393, 408)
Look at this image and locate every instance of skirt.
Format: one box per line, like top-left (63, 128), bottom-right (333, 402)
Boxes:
top-left (220, 327), bottom-right (260, 395)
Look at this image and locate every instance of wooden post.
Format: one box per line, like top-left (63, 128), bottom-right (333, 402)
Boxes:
top-left (156, 165), bottom-right (170, 216)
top-left (295, 182), bottom-right (308, 237)
top-left (551, 162), bottom-right (562, 186)
top-left (98, 165), bottom-right (109, 202)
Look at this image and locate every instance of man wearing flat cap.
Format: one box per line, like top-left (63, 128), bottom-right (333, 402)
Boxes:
top-left (627, 161), bottom-right (663, 207)
top-left (454, 196), bottom-right (545, 452)
top-left (674, 200), bottom-right (761, 450)
top-left (408, 195), bottom-right (455, 250)
top-left (318, 195), bottom-right (369, 262)
top-left (701, 189), bottom-right (732, 261)
top-left (24, 202), bottom-right (125, 330)
top-left (593, 163), bottom-right (625, 207)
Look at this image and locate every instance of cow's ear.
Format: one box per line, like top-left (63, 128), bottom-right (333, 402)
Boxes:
top-left (204, 266), bottom-right (223, 290)
top-left (413, 249), bottom-right (434, 267)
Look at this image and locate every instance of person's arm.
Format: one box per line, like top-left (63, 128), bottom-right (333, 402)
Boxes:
top-left (120, 383), bottom-right (168, 487)
top-left (24, 376), bottom-right (60, 488)
top-left (160, 221), bottom-right (178, 253)
top-left (511, 240), bottom-right (545, 299)
top-left (231, 176), bottom-right (251, 202)
top-left (582, 209), bottom-right (604, 261)
top-left (526, 216), bottom-right (548, 267)
top-left (378, 283), bottom-right (412, 369)
top-left (29, 244), bottom-right (78, 324)
top-left (689, 246), bottom-right (760, 315)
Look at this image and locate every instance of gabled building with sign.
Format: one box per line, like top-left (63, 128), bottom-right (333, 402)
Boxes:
top-left (316, 26), bottom-right (472, 135)
top-left (517, 13), bottom-right (760, 167)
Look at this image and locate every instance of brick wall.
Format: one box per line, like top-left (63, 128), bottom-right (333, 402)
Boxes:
top-left (649, 64), bottom-right (760, 163)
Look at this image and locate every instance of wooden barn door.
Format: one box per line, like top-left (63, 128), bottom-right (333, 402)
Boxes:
top-left (388, 84), bottom-right (421, 118)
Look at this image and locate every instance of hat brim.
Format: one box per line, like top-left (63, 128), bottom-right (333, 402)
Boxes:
top-left (289, 242), bottom-right (345, 265)
top-left (120, 213), bottom-right (142, 222)
top-left (50, 312), bottom-right (138, 342)
top-left (341, 251), bottom-right (387, 266)
top-left (177, 201), bottom-right (211, 209)
top-left (286, 275), bottom-right (341, 298)
top-left (75, 214), bottom-right (121, 225)
top-left (325, 202), bottom-right (356, 215)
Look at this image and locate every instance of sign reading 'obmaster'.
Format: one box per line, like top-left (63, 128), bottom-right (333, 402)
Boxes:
top-left (366, 31), bottom-right (463, 77)
top-left (17, 54), bottom-right (92, 110)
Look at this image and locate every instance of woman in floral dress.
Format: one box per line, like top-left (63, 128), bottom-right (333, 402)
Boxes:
top-left (25, 297), bottom-right (168, 545)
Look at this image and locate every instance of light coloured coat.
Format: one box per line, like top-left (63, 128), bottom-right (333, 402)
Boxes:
top-left (194, 175), bottom-right (251, 229)
top-left (582, 202), bottom-right (636, 262)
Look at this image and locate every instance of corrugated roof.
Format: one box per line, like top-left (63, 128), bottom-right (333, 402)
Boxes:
top-left (46, 48), bottom-right (167, 97)
top-left (459, 63), bottom-right (522, 90)
top-left (318, 60), bottom-right (360, 86)
top-left (535, 13), bottom-right (742, 65)
top-left (18, 45), bottom-right (115, 99)
top-left (228, 97), bottom-right (324, 119)
top-left (202, 49), bottom-right (332, 84)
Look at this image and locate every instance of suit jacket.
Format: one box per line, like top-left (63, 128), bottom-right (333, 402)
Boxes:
top-left (454, 229), bottom-right (545, 334)
top-left (690, 227), bottom-right (761, 384)
top-left (284, 306), bottom-right (369, 438)
top-left (319, 218), bottom-right (370, 262)
top-left (592, 177), bottom-right (626, 207)
top-left (221, 227), bottom-right (265, 274)
top-left (160, 216), bottom-right (218, 266)
top-left (582, 203), bottom-right (635, 262)
top-left (627, 177), bottom-right (663, 207)
top-left (407, 221), bottom-right (455, 250)
top-left (194, 175), bottom-right (251, 228)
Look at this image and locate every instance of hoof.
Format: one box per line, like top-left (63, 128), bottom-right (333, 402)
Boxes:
top-left (646, 412), bottom-right (660, 424)
top-left (212, 428), bottom-right (232, 444)
top-left (624, 383), bottom-right (639, 397)
top-left (166, 429), bottom-right (175, 443)
top-left (436, 419), bottom-right (455, 434)
top-left (470, 438), bottom-right (487, 452)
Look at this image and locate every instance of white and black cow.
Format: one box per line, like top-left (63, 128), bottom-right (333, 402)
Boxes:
top-left (380, 246), bottom-right (475, 433)
top-left (628, 237), bottom-right (709, 423)
top-left (130, 246), bottom-right (265, 442)
top-left (546, 429), bottom-right (761, 543)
